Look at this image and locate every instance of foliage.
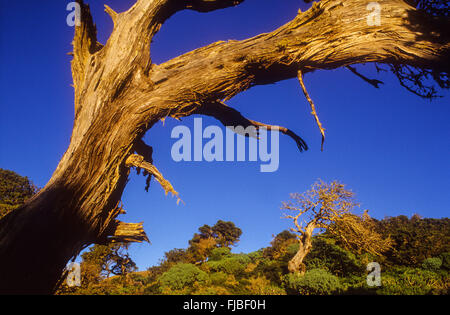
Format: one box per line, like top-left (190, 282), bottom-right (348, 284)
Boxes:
top-left (159, 264), bottom-right (208, 294)
top-left (284, 269), bottom-right (342, 295)
top-left (0, 169), bottom-right (37, 219)
top-left (263, 230), bottom-right (298, 261)
top-left (422, 257), bottom-right (443, 271)
top-left (328, 211), bottom-right (393, 256)
top-left (59, 216), bottom-right (449, 295)
top-left (81, 243), bottom-right (137, 278)
top-left (244, 276), bottom-right (286, 295)
top-left (57, 243), bottom-right (137, 295)
top-left (374, 215), bottom-right (450, 266)
top-left (281, 181), bottom-right (391, 274)
top-left (207, 254), bottom-right (251, 277)
top-left (439, 252), bottom-right (450, 270)
top-left (188, 220), bottom-right (242, 263)
top-left (376, 267), bottom-right (449, 295)
top-left (282, 180), bottom-right (357, 230)
top-left (208, 247), bottom-right (233, 261)
top-left (304, 237), bottom-right (363, 277)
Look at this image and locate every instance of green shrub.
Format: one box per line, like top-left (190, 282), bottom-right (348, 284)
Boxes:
top-left (0, 169), bottom-right (37, 219)
top-left (207, 254), bottom-right (251, 276)
top-left (305, 237), bottom-right (363, 277)
top-left (422, 257), bottom-right (442, 271)
top-left (253, 258), bottom-right (285, 284)
top-left (159, 263), bottom-right (208, 292)
top-left (247, 250), bottom-right (264, 261)
top-left (284, 269), bottom-right (342, 295)
top-left (286, 243), bottom-right (300, 257)
top-left (208, 247), bottom-right (232, 261)
top-left (377, 267), bottom-right (448, 295)
top-left (439, 252), bottom-right (450, 270)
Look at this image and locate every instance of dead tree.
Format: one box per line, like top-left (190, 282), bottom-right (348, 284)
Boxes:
top-left (0, 0), bottom-right (448, 293)
top-left (282, 180), bottom-right (357, 274)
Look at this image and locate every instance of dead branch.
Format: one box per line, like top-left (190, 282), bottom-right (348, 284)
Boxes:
top-left (108, 221), bottom-right (149, 243)
top-left (125, 154), bottom-right (180, 203)
top-left (346, 65), bottom-right (384, 89)
top-left (297, 70), bottom-right (326, 151)
top-left (196, 101), bottom-right (308, 152)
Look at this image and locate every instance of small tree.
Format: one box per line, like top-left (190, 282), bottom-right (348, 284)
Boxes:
top-left (282, 180), bottom-right (358, 274)
top-left (79, 243), bottom-right (137, 284)
top-left (188, 220), bottom-right (242, 263)
top-left (212, 220), bottom-right (243, 248)
top-left (283, 181), bottom-right (393, 274)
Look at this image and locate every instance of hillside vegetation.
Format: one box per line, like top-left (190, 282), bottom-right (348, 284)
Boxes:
top-left (59, 216), bottom-right (449, 295)
top-left (1, 169), bottom-right (447, 295)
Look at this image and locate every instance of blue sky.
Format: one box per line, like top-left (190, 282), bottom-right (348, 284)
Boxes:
top-left (0, 1), bottom-right (449, 270)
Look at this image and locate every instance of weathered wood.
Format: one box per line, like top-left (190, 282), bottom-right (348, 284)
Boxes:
top-left (0, 0), bottom-right (448, 294)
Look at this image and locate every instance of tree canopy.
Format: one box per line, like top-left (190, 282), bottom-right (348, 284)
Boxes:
top-left (59, 214), bottom-right (449, 295)
top-left (0, 169), bottom-right (37, 220)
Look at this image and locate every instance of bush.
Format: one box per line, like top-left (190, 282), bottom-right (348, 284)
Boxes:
top-left (207, 254), bottom-right (251, 276)
top-left (422, 257), bottom-right (442, 271)
top-left (253, 258), bottom-right (285, 284)
top-left (159, 263), bottom-right (208, 293)
top-left (284, 269), bottom-right (342, 295)
top-left (304, 237), bottom-right (363, 277)
top-left (377, 267), bottom-right (448, 295)
top-left (244, 276), bottom-right (286, 295)
top-left (0, 169), bottom-right (37, 219)
top-left (286, 243), bottom-right (300, 256)
top-left (208, 247), bottom-right (232, 261)
top-left (439, 252), bottom-right (450, 270)
top-left (247, 250), bottom-right (264, 262)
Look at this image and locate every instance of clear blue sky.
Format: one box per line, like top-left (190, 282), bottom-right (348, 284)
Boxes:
top-left (0, 1), bottom-right (449, 270)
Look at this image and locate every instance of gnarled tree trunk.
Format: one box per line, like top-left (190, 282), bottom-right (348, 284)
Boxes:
top-left (288, 225), bottom-right (315, 274)
top-left (0, 0), bottom-right (448, 294)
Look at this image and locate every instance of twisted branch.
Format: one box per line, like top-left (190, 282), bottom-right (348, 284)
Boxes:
top-left (297, 71), bottom-right (326, 151)
top-left (196, 101), bottom-right (308, 152)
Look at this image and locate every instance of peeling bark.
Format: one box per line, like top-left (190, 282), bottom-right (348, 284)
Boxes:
top-left (0, 0), bottom-right (448, 293)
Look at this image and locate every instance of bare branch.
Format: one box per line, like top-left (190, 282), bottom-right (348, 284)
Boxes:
top-left (104, 4), bottom-right (119, 26)
top-left (144, 0), bottom-right (449, 128)
top-left (186, 0), bottom-right (245, 12)
top-left (297, 70), bottom-right (326, 151)
top-left (195, 101), bottom-right (308, 153)
top-left (120, 0), bottom-right (247, 67)
top-left (346, 65), bottom-right (384, 89)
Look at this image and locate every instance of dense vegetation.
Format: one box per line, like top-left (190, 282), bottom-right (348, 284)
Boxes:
top-left (0, 169), bottom-right (448, 295)
top-left (59, 216), bottom-right (449, 295)
top-left (0, 169), bottom-right (37, 220)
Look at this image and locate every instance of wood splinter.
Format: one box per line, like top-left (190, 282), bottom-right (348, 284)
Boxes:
top-left (125, 154), bottom-right (182, 204)
top-left (108, 221), bottom-right (150, 244)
